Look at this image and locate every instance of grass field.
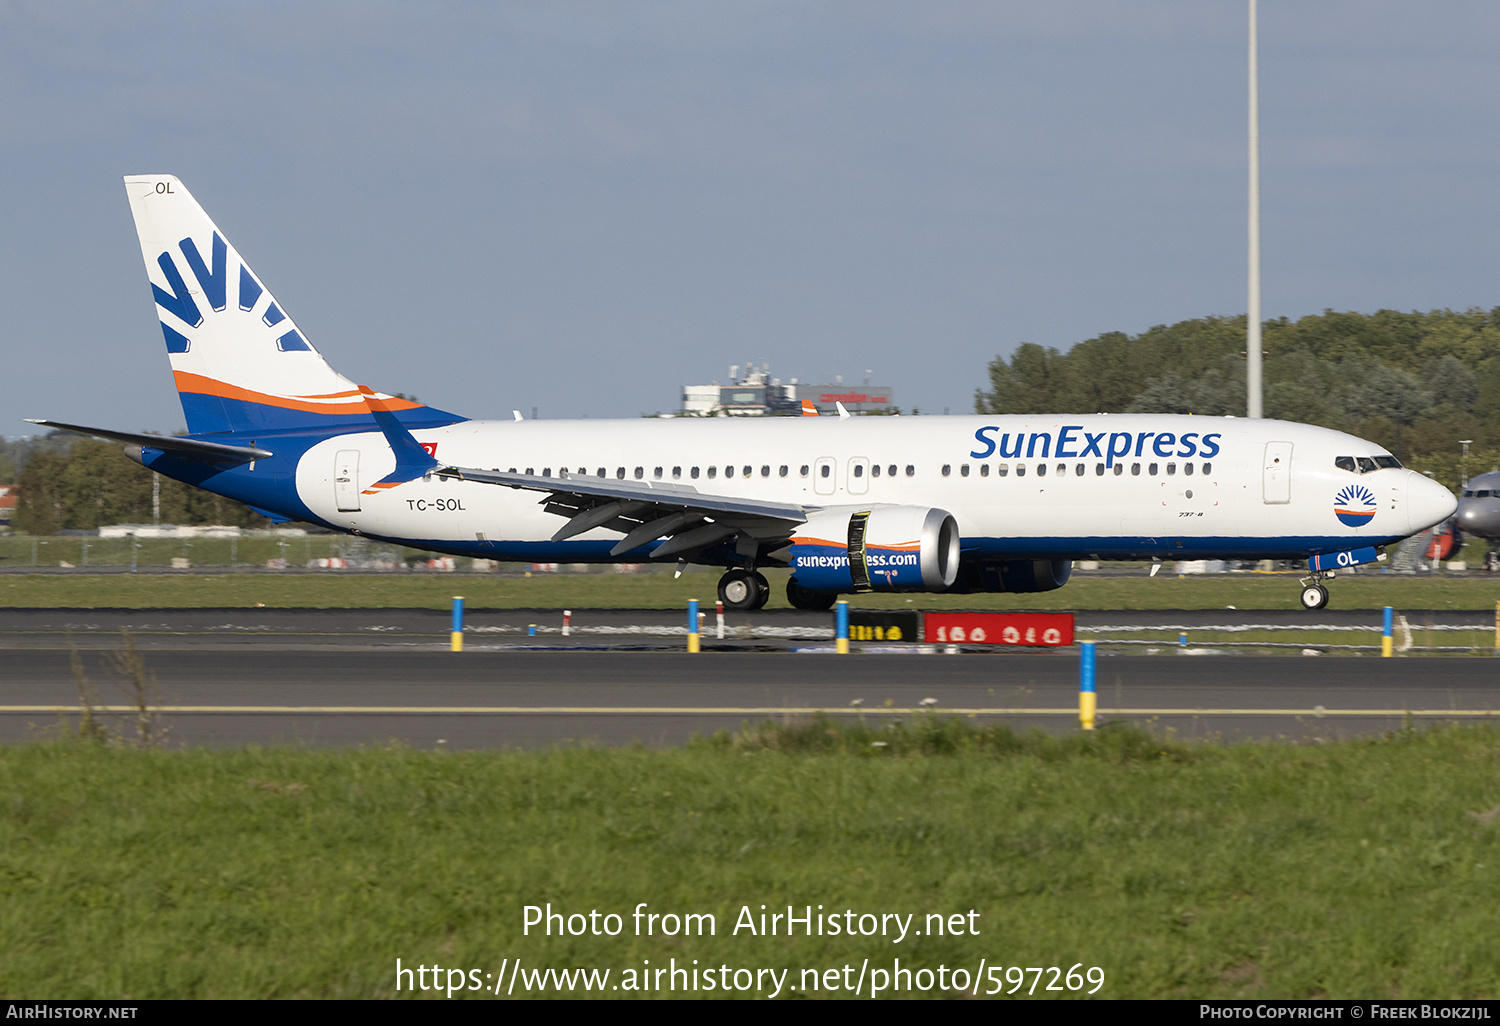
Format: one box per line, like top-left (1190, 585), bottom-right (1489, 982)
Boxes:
top-left (1, 567), bottom-right (1497, 611)
top-left (3, 721), bottom-right (1499, 999)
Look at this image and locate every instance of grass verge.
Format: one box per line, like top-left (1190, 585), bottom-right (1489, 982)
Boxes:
top-left (1, 568), bottom-right (1498, 610)
top-left (3, 721), bottom-right (1499, 998)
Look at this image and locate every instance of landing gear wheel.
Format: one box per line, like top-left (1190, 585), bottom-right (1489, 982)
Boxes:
top-left (786, 578), bottom-right (837, 611)
top-left (749, 571), bottom-right (771, 610)
top-left (1299, 584), bottom-right (1329, 610)
top-left (718, 569), bottom-right (763, 611)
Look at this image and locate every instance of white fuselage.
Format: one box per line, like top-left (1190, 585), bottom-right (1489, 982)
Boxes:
top-left (289, 414), bottom-right (1456, 563)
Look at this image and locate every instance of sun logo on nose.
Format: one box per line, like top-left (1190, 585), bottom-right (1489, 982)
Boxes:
top-left (1334, 484), bottom-right (1377, 527)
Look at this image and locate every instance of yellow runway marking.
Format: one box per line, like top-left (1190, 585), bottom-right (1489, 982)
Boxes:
top-left (0, 706), bottom-right (1495, 717)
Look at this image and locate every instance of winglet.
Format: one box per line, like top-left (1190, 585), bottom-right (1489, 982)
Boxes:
top-left (359, 386), bottom-right (438, 487)
top-left (836, 401), bottom-right (851, 420)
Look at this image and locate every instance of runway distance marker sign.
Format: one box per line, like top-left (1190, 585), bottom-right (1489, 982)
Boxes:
top-left (924, 613), bottom-right (1075, 647)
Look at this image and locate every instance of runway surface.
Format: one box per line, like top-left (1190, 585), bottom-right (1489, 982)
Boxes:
top-left (3, 642), bottom-right (1496, 747)
top-left (0, 607), bottom-right (1490, 649)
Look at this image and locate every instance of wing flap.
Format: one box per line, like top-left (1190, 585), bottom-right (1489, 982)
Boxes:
top-left (435, 465), bottom-right (807, 559)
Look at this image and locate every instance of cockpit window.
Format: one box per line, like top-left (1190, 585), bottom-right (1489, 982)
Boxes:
top-left (1341, 454), bottom-right (1403, 474)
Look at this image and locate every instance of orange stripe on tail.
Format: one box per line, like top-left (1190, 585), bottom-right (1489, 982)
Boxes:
top-left (173, 371), bottom-right (423, 416)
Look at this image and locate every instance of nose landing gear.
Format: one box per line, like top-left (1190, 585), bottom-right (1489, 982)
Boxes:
top-left (1298, 571), bottom-right (1332, 610)
top-left (718, 568), bottom-right (770, 611)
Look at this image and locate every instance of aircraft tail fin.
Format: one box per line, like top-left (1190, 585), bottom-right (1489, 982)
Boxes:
top-left (123, 175), bottom-right (458, 436)
top-left (800, 400), bottom-right (819, 417)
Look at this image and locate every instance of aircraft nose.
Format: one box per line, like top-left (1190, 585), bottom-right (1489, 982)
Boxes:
top-left (1406, 472), bottom-right (1457, 534)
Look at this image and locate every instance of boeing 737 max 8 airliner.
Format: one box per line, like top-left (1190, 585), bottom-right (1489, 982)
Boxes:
top-left (29, 176), bottom-right (1458, 611)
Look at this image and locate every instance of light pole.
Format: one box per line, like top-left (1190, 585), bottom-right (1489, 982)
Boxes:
top-left (1246, 0), bottom-right (1263, 419)
top-left (1460, 439), bottom-right (1474, 488)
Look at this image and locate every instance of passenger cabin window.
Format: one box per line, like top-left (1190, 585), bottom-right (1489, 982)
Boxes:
top-left (1148, 463), bottom-right (1158, 476)
top-left (888, 464), bottom-right (897, 477)
top-left (978, 464), bottom-right (989, 478)
top-left (525, 467), bottom-right (534, 475)
top-left (779, 465), bottom-right (788, 477)
top-left (820, 464), bottom-right (830, 478)
top-left (672, 466), bottom-right (682, 479)
top-left (997, 463), bottom-right (1009, 477)
top-left (725, 466), bottom-right (734, 478)
top-left (1016, 464), bottom-right (1026, 477)
top-left (708, 466), bottom-right (717, 479)
top-left (1037, 463), bottom-right (1047, 477)
top-left (1056, 463), bottom-right (1066, 476)
top-left (800, 465), bottom-right (810, 477)
top-left (1335, 456), bottom-right (1357, 472)
top-left (653, 467), bottom-right (663, 478)
top-left (691, 467), bottom-right (700, 479)
top-left (616, 467), bottom-right (625, 479)
top-left (1131, 463), bottom-right (1141, 476)
top-left (1184, 463), bottom-right (1194, 476)
top-left (1166, 463), bottom-right (1176, 475)
top-left (942, 465), bottom-right (951, 477)
top-left (542, 468), bottom-right (551, 477)
top-left (597, 467), bottom-right (606, 477)
top-left (854, 464), bottom-right (865, 478)
top-left (634, 467), bottom-right (644, 479)
top-left (1076, 464), bottom-right (1085, 476)
top-left (905, 465), bottom-right (915, 477)
top-left (1113, 464), bottom-right (1123, 476)
top-left (959, 464), bottom-right (968, 477)
top-left (1095, 463), bottom-right (1105, 476)
top-left (743, 465), bottom-right (752, 477)
top-left (1202, 462), bottom-right (1212, 475)
top-left (872, 464), bottom-right (882, 477)
top-left (761, 465), bottom-right (770, 477)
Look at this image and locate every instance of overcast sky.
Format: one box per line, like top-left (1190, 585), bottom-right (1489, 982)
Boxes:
top-left (4, 1), bottom-right (1500, 434)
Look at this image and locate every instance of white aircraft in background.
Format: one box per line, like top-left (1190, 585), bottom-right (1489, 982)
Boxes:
top-left (1455, 471), bottom-right (1500, 571)
top-left (30, 176), bottom-right (1457, 611)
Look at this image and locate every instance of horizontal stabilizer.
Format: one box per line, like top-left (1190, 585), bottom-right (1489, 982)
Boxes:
top-left (25, 419), bottom-right (272, 462)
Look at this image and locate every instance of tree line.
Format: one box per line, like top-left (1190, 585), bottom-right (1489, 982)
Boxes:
top-left (12, 307), bottom-right (1500, 536)
top-left (974, 307), bottom-right (1500, 489)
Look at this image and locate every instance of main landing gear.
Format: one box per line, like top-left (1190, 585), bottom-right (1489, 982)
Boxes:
top-left (718, 568), bottom-right (771, 611)
top-left (785, 577), bottom-right (837, 611)
top-left (1298, 571), bottom-right (1332, 610)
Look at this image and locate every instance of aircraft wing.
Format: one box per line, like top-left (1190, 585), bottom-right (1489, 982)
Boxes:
top-left (25, 419), bottom-right (272, 462)
top-left (434, 466), bottom-right (807, 559)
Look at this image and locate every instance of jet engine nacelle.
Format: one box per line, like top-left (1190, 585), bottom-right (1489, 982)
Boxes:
top-left (787, 506), bottom-right (960, 592)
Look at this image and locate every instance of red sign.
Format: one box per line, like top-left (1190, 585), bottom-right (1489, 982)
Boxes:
top-left (923, 612), bottom-right (1075, 647)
